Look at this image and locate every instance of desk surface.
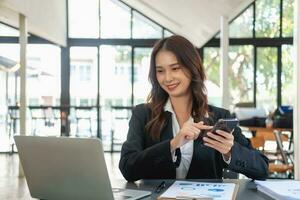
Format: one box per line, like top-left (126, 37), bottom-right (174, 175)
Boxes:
top-left (0, 176), bottom-right (277, 200)
top-left (112, 179), bottom-right (272, 200)
top-left (241, 126), bottom-right (291, 141)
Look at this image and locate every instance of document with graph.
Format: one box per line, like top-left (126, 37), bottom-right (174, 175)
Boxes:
top-left (158, 180), bottom-right (238, 200)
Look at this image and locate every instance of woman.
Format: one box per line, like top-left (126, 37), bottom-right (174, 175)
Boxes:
top-left (119, 35), bottom-right (268, 182)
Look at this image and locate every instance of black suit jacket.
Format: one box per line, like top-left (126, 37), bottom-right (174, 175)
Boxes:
top-left (119, 104), bottom-right (269, 182)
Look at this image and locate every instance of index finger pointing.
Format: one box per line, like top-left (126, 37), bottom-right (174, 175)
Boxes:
top-left (194, 121), bottom-right (213, 130)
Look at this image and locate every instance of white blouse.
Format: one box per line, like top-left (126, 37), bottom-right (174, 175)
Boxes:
top-left (164, 99), bottom-right (194, 179)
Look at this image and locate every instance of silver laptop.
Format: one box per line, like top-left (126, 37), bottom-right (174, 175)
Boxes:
top-left (14, 136), bottom-right (151, 200)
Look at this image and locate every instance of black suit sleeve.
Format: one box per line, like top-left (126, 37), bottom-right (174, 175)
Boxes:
top-left (119, 107), bottom-right (176, 182)
top-left (224, 111), bottom-right (269, 180)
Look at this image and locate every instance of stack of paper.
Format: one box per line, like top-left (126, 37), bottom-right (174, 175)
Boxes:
top-left (255, 180), bottom-right (300, 200)
top-left (158, 181), bottom-right (238, 200)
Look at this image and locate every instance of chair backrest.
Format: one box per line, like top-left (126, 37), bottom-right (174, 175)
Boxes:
top-left (273, 130), bottom-right (289, 164)
top-left (75, 107), bottom-right (93, 119)
top-left (30, 108), bottom-right (45, 119)
top-left (250, 136), bottom-right (265, 150)
top-left (44, 107), bottom-right (54, 119)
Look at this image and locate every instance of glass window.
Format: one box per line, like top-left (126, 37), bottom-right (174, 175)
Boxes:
top-left (164, 29), bottom-right (173, 37)
top-left (215, 32), bottom-right (220, 38)
top-left (79, 65), bottom-right (91, 81)
top-left (29, 98), bottom-right (39, 105)
top-left (100, 45), bottom-right (132, 108)
top-left (281, 45), bottom-right (293, 105)
top-left (132, 11), bottom-right (162, 38)
top-left (70, 47), bottom-right (98, 137)
top-left (79, 98), bottom-right (89, 106)
top-left (256, 47), bottom-right (277, 111)
top-left (100, 45), bottom-right (132, 151)
top-left (68, 0), bottom-right (99, 38)
top-left (203, 47), bottom-right (221, 106)
top-left (0, 44), bottom-right (61, 146)
top-left (0, 72), bottom-right (5, 107)
top-left (70, 47), bottom-right (98, 106)
top-left (228, 45), bottom-right (254, 106)
top-left (229, 5), bottom-right (253, 38)
top-left (133, 48), bottom-right (152, 105)
top-left (282, 0), bottom-right (294, 37)
top-left (0, 23), bottom-right (19, 36)
top-left (255, 0), bottom-right (280, 38)
top-left (100, 0), bottom-right (131, 38)
top-left (0, 44), bottom-right (20, 152)
top-left (0, 71), bottom-right (7, 135)
top-left (27, 44), bottom-right (61, 106)
top-left (0, 44), bottom-right (20, 105)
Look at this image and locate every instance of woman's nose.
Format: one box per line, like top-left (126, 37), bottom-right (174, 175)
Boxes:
top-left (165, 71), bottom-right (173, 82)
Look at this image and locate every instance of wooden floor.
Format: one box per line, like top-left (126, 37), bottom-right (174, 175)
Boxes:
top-left (0, 153), bottom-right (122, 200)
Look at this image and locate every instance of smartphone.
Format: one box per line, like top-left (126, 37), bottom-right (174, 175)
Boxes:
top-left (200, 118), bottom-right (239, 142)
top-left (211, 118), bottom-right (239, 133)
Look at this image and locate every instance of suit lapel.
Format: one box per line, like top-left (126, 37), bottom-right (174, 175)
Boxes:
top-left (160, 111), bottom-right (174, 141)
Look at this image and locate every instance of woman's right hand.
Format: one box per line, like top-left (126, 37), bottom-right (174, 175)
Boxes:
top-left (170, 121), bottom-right (212, 151)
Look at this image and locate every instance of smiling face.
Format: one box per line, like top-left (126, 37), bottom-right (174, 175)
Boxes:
top-left (155, 50), bottom-right (192, 98)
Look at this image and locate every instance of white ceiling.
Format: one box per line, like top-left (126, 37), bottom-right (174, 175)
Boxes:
top-left (0, 0), bottom-right (66, 46)
top-left (122, 0), bottom-right (254, 47)
top-left (0, 0), bottom-right (253, 48)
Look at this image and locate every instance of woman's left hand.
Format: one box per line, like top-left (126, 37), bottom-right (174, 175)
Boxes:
top-left (203, 130), bottom-right (234, 157)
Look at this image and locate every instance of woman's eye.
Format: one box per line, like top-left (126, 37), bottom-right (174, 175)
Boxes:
top-left (156, 70), bottom-right (163, 73)
top-left (172, 67), bottom-right (179, 71)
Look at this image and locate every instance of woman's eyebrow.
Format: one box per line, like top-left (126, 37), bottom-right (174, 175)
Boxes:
top-left (169, 63), bottom-right (180, 67)
top-left (156, 62), bottom-right (179, 68)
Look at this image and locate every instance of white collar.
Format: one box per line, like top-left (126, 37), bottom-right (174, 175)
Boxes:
top-left (164, 98), bottom-right (175, 114)
top-left (163, 98), bottom-right (209, 118)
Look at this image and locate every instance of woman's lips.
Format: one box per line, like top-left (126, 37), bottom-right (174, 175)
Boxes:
top-left (166, 83), bottom-right (179, 91)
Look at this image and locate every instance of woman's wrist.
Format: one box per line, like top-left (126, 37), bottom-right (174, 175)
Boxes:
top-left (170, 139), bottom-right (177, 151)
top-left (223, 151), bottom-right (231, 160)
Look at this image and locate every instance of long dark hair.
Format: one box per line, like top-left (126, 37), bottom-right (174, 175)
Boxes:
top-left (145, 35), bottom-right (208, 140)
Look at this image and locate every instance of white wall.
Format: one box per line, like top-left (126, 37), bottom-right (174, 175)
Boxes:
top-left (0, 0), bottom-right (66, 46)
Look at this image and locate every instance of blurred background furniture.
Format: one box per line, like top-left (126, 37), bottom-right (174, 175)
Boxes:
top-left (74, 106), bottom-right (93, 137)
top-left (110, 106), bottom-right (132, 153)
top-left (29, 106), bottom-right (61, 136)
top-left (248, 127), bottom-right (294, 179)
top-left (233, 104), bottom-right (267, 127)
top-left (29, 106), bottom-right (47, 135)
top-left (8, 106), bottom-right (19, 152)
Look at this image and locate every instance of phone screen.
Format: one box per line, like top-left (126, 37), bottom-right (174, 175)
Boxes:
top-left (211, 118), bottom-right (239, 133)
top-left (199, 118), bottom-right (239, 143)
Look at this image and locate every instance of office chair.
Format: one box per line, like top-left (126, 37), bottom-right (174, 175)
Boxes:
top-left (250, 133), bottom-right (294, 178)
top-left (268, 131), bottom-right (294, 178)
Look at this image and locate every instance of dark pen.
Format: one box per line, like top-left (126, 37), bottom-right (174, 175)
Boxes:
top-left (155, 181), bottom-right (166, 193)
